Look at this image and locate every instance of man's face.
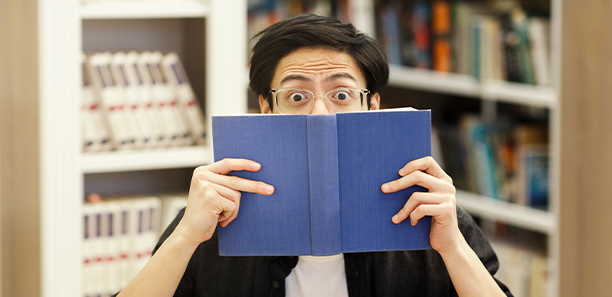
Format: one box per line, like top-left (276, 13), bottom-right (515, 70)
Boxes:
top-left (259, 47), bottom-right (380, 115)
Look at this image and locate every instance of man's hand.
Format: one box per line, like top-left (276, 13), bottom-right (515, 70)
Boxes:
top-left (381, 156), bottom-right (460, 255)
top-left (175, 158), bottom-right (275, 246)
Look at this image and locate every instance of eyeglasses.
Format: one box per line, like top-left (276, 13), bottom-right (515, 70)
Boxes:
top-left (269, 88), bottom-right (370, 114)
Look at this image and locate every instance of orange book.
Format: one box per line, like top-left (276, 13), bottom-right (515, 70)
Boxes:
top-left (432, 1), bottom-right (451, 72)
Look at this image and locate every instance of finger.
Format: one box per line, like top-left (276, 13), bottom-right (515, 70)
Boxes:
top-left (206, 171), bottom-right (275, 195)
top-left (408, 202), bottom-right (455, 227)
top-left (382, 170), bottom-right (454, 194)
top-left (392, 192), bottom-right (448, 224)
top-left (398, 156), bottom-right (452, 184)
top-left (216, 195), bottom-right (237, 223)
top-left (207, 158), bottom-right (262, 175)
top-left (210, 182), bottom-right (241, 202)
top-left (209, 183), bottom-right (242, 227)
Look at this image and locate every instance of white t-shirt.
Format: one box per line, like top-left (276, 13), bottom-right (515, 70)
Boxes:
top-left (285, 253), bottom-right (349, 297)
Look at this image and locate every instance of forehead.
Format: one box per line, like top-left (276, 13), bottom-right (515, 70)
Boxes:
top-left (271, 47), bottom-right (365, 88)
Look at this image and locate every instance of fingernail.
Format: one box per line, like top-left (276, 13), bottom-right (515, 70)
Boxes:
top-left (392, 215), bottom-right (398, 223)
top-left (399, 168), bottom-right (405, 175)
top-left (411, 220), bottom-right (416, 226)
top-left (253, 163), bottom-right (261, 169)
top-left (382, 184), bottom-right (389, 192)
top-left (266, 185), bottom-right (274, 194)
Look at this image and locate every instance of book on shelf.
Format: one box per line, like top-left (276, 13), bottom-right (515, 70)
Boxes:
top-left (82, 51), bottom-right (207, 152)
top-left (161, 52), bottom-right (207, 145)
top-left (82, 194), bottom-right (188, 297)
top-left (375, 1), bottom-right (551, 86)
top-left (110, 52), bottom-right (157, 149)
top-left (247, 0), bottom-right (354, 45)
top-left (124, 51), bottom-right (167, 148)
top-left (413, 1), bottom-right (431, 69)
top-left (138, 51), bottom-right (192, 147)
top-left (475, 218), bottom-right (549, 297)
top-left (86, 52), bottom-right (138, 150)
top-left (82, 54), bottom-right (113, 152)
top-left (435, 116), bottom-right (549, 209)
top-left (432, 0), bottom-right (452, 72)
top-left (212, 107), bottom-right (432, 256)
top-left (489, 237), bottom-right (549, 297)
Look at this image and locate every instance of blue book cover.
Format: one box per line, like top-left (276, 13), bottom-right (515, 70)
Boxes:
top-left (212, 108), bottom-right (432, 256)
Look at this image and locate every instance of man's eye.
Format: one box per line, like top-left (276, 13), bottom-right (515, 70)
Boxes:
top-left (333, 91), bottom-right (351, 101)
top-left (289, 93), bottom-right (306, 102)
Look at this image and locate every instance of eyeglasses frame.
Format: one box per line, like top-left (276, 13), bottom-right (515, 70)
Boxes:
top-left (268, 87), bottom-right (371, 114)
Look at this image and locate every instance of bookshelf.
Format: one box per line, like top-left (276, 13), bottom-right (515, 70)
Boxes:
top-left (0, 0), bottom-right (246, 296)
top-left (350, 0), bottom-right (561, 296)
top-left (0, 0), bottom-right (561, 296)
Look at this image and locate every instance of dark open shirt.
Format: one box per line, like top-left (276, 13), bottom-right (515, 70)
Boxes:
top-left (143, 206), bottom-right (513, 297)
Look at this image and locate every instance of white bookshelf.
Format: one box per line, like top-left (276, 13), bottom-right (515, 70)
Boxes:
top-left (0, 0), bottom-right (247, 296)
top-left (81, 146), bottom-right (213, 174)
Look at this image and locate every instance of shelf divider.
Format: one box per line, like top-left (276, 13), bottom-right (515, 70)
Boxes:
top-left (456, 190), bottom-right (556, 235)
top-left (80, 0), bottom-right (209, 19)
top-left (388, 65), bottom-right (558, 108)
top-left (81, 146), bottom-right (212, 174)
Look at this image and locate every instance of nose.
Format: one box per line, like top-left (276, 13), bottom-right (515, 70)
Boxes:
top-left (309, 95), bottom-right (332, 115)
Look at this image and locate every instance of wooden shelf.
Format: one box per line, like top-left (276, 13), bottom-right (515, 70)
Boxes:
top-left (456, 190), bottom-right (556, 235)
top-left (80, 0), bottom-right (209, 19)
top-left (81, 145), bottom-right (212, 173)
top-left (388, 65), bottom-right (558, 109)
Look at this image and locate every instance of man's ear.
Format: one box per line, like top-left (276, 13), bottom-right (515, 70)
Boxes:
top-left (259, 95), bottom-right (272, 114)
top-left (369, 92), bottom-right (381, 110)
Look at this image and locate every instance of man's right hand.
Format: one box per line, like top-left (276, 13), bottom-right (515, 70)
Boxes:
top-left (175, 158), bottom-right (275, 246)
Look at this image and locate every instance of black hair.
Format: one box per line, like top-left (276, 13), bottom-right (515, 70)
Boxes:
top-left (249, 14), bottom-right (389, 111)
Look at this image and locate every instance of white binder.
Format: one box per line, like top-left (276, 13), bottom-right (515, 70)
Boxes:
top-left (162, 52), bottom-right (207, 145)
top-left (86, 53), bottom-right (135, 150)
top-left (125, 51), bottom-right (166, 147)
top-left (82, 54), bottom-right (112, 152)
top-left (139, 51), bottom-right (192, 146)
top-left (82, 203), bottom-right (98, 297)
top-left (109, 52), bottom-right (153, 149)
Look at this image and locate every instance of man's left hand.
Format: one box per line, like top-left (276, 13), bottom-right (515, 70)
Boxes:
top-left (381, 156), bottom-right (461, 255)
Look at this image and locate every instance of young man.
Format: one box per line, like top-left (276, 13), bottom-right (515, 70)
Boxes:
top-left (116, 14), bottom-right (512, 297)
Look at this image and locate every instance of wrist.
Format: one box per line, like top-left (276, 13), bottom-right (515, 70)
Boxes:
top-left (437, 230), bottom-right (469, 261)
top-left (173, 221), bottom-right (209, 249)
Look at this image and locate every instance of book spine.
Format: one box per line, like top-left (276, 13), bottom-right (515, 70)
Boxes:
top-left (432, 0), bottom-right (451, 72)
top-left (307, 115), bottom-right (342, 256)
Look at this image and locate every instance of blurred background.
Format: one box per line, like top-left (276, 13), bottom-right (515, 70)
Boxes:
top-left (0, 0), bottom-right (610, 296)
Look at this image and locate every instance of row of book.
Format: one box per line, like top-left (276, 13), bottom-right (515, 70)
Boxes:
top-left (491, 239), bottom-right (549, 297)
top-left (248, 0), bottom-right (353, 45)
top-left (83, 194), bottom-right (188, 297)
top-left (82, 51), bottom-right (206, 152)
top-left (376, 1), bottom-right (551, 86)
top-left (478, 220), bottom-right (549, 297)
top-left (434, 116), bottom-right (549, 209)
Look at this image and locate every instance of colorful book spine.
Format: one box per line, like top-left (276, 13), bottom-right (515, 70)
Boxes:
top-left (432, 0), bottom-right (451, 72)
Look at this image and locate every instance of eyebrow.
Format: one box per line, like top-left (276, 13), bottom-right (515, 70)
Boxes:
top-left (278, 72), bottom-right (358, 86)
top-left (324, 72), bottom-right (357, 83)
top-left (279, 74), bottom-right (312, 86)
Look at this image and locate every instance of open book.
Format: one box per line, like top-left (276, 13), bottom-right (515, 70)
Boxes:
top-left (212, 108), bottom-right (432, 256)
